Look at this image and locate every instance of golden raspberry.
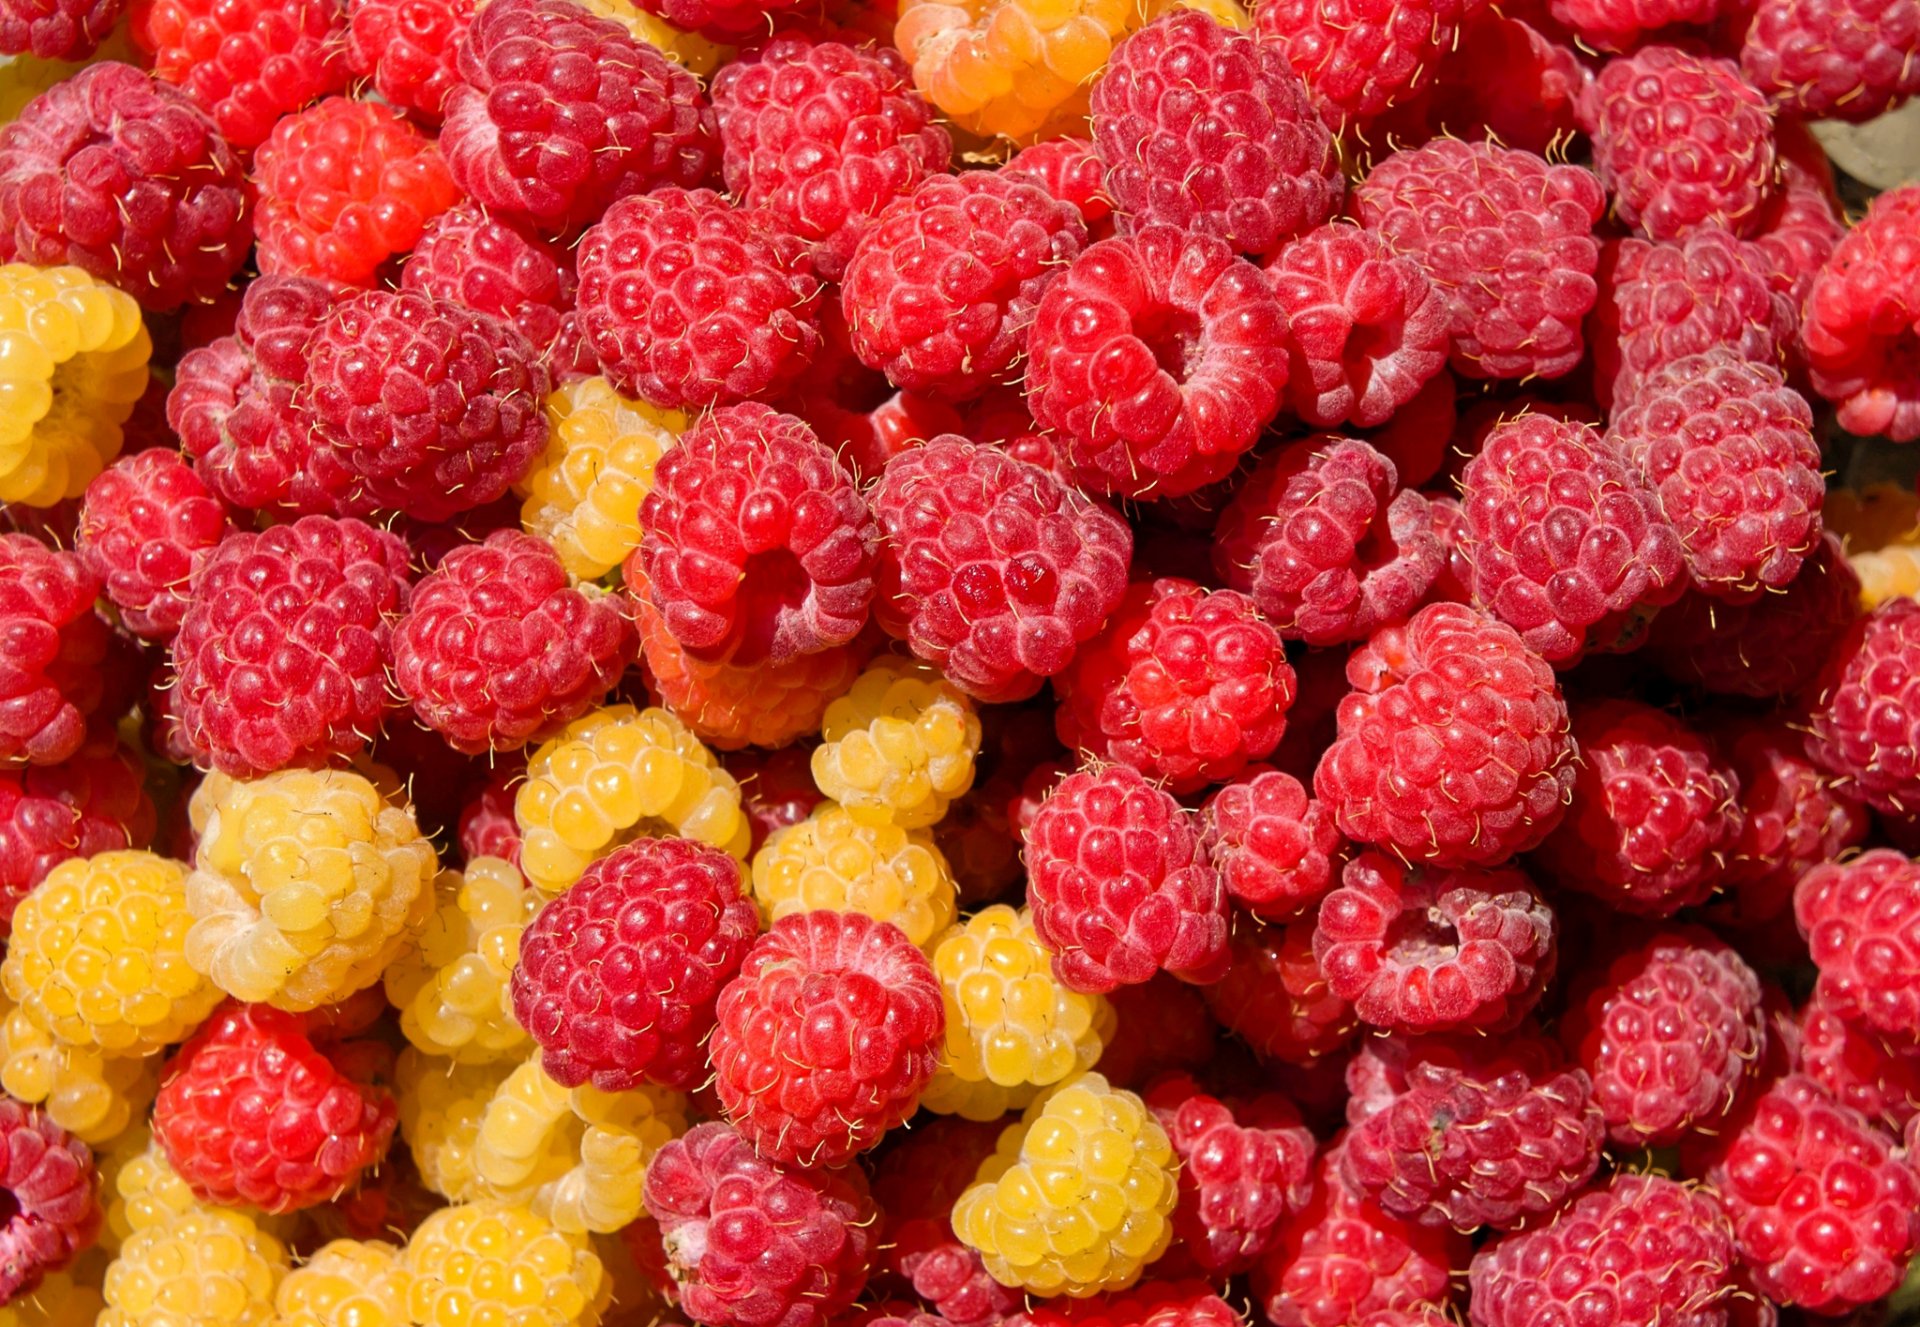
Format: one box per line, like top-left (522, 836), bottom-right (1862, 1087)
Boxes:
top-left (475, 1055), bottom-right (689, 1234)
top-left (812, 657), bottom-right (982, 828)
top-left (520, 377), bottom-right (689, 583)
top-left (104, 1133), bottom-right (201, 1249)
top-left (1851, 544), bottom-right (1920, 610)
top-left (0, 1252), bottom-right (107, 1327)
top-left (923, 905), bottom-right (1113, 1121)
top-left (403, 1200), bottom-right (608, 1327)
top-left (952, 1072), bottom-right (1178, 1297)
top-left (515, 704), bottom-right (749, 894)
top-left (894, 0), bottom-right (1131, 140)
top-left (99, 1207), bottom-right (289, 1327)
top-left (184, 769), bottom-right (439, 1011)
top-left (0, 1000), bottom-right (155, 1144)
top-left (0, 264), bottom-right (151, 507)
top-left (749, 802), bottom-right (958, 948)
top-left (395, 1049), bottom-right (512, 1204)
top-left (384, 856), bottom-right (541, 1064)
top-left (2, 851), bottom-right (221, 1056)
top-left (572, 0), bottom-right (732, 73)
top-left (274, 1239), bottom-right (410, 1327)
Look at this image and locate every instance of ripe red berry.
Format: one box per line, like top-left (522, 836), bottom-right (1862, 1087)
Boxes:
top-left (0, 533), bottom-right (110, 768)
top-left (1796, 849), bottom-right (1920, 1039)
top-left (1802, 183), bottom-right (1920, 442)
top-left (1808, 599), bottom-right (1920, 817)
top-left (1204, 918), bottom-right (1358, 1064)
top-left (1800, 990), bottom-right (1920, 1133)
top-left (1252, 0), bottom-right (1473, 130)
top-left (0, 0), bottom-right (122, 57)
top-left (1741, 0), bottom-right (1920, 122)
top-left (1000, 136), bottom-right (1113, 233)
top-left (0, 1098), bottom-right (98, 1301)
top-left (1202, 767), bottom-right (1342, 922)
top-left (75, 449), bottom-right (234, 642)
top-left (344, 0), bottom-right (473, 122)
top-left (1712, 713), bottom-right (1868, 930)
top-left (399, 201), bottom-right (580, 365)
top-left (131, 0), bottom-right (350, 150)
top-left (0, 727), bottom-right (154, 932)
top-left (1145, 1076), bottom-right (1314, 1276)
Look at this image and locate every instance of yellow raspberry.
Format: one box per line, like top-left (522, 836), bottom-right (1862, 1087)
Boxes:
top-left (1144, 0), bottom-right (1247, 25)
top-left (383, 856), bottom-right (542, 1064)
top-left (520, 377), bottom-right (689, 583)
top-left (99, 1207), bottom-right (289, 1327)
top-left (1826, 481), bottom-right (1920, 554)
top-left (105, 1133), bottom-right (203, 1249)
top-left (952, 1072), bottom-right (1178, 1297)
top-left (395, 1049), bottom-right (513, 1204)
top-left (0, 1000), bottom-right (155, 1144)
top-left (515, 704), bottom-right (749, 893)
top-left (184, 768), bottom-right (439, 1011)
top-left (1851, 544), bottom-right (1920, 609)
top-left (404, 1200), bottom-right (608, 1327)
top-left (812, 657), bottom-right (982, 829)
top-left (0, 1252), bottom-right (106, 1327)
top-left (923, 905), bottom-right (1113, 1121)
top-left (750, 802), bottom-right (958, 949)
top-left (274, 1239), bottom-right (411, 1327)
top-left (0, 263), bottom-right (150, 507)
top-left (570, 0), bottom-right (732, 72)
top-left (475, 1055), bottom-right (689, 1234)
top-left (2, 851), bottom-right (221, 1056)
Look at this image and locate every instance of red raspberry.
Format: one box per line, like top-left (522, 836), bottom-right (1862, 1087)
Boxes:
top-left (1800, 991), bottom-right (1920, 1133)
top-left (1427, 1), bottom-right (1590, 153)
top-left (1202, 767), bottom-right (1341, 922)
top-left (710, 911), bottom-right (943, 1167)
top-left (869, 436), bottom-right (1131, 703)
top-left (512, 837), bottom-right (758, 1092)
top-left (344, 0), bottom-right (473, 122)
top-left (1612, 348), bottom-right (1822, 600)
top-left (392, 530), bottom-right (636, 754)
top-left (1000, 136), bottom-right (1113, 233)
top-left (400, 202), bottom-right (579, 365)
top-left (631, 0), bottom-right (801, 41)
top-left (0, 1098), bottom-right (97, 1301)
top-left (1027, 226), bottom-right (1289, 500)
top-left (75, 449), bottom-right (234, 642)
top-left (1255, 1142), bottom-right (1465, 1327)
top-left (0, 726), bottom-right (153, 932)
top-left (169, 515), bottom-right (410, 776)
top-left (1097, 973), bottom-right (1219, 1089)
top-left (638, 403), bottom-right (875, 668)
top-left (0, 62), bottom-right (251, 312)
top-left (841, 171), bottom-right (1084, 402)
top-left (1313, 851), bottom-right (1555, 1035)
top-left (1212, 438), bottom-right (1441, 649)
top-left (0, 533), bottom-right (109, 768)
top-left (1091, 11), bottom-right (1339, 259)
top-left (1468, 1173), bottom-right (1738, 1327)
top-left (1802, 184), bottom-right (1920, 441)
top-left (131, 0), bottom-right (350, 150)
top-left (1204, 918), bottom-right (1358, 1064)
top-left (1145, 1077), bottom-right (1314, 1276)
top-left (577, 188), bottom-right (823, 410)
top-left (1589, 46), bottom-right (1777, 243)
top-left (456, 757), bottom-right (521, 866)
top-left (1456, 413), bottom-right (1683, 665)
top-left (1808, 600), bottom-right (1920, 817)
top-left (1694, 1074), bottom-right (1920, 1313)
top-left (1354, 140), bottom-right (1604, 381)
top-left (1547, 0), bottom-right (1723, 49)
top-left (0, 0), bottom-right (120, 56)
top-left (1754, 119), bottom-right (1846, 312)
top-left (254, 97), bottom-right (460, 287)
top-left (439, 0), bottom-right (717, 236)
top-left (1344, 1031), bottom-right (1605, 1232)
top-left (645, 1122), bottom-right (878, 1327)
top-left (1025, 762), bottom-right (1229, 994)
top-left (154, 1002), bottom-right (396, 1214)
top-left (1053, 577), bottom-right (1293, 794)
top-left (1006, 1284), bottom-right (1244, 1327)
top-left (1251, 0), bottom-right (1472, 131)
top-left (1796, 849), bottom-right (1920, 1039)
top-left (1740, 0), bottom-right (1920, 122)
top-left (1265, 222), bottom-right (1449, 431)
top-left (871, 1116), bottom-right (1014, 1327)
top-left (712, 33), bottom-right (952, 282)
top-left (1314, 603), bottom-right (1575, 869)
top-left (1713, 712), bottom-right (1866, 920)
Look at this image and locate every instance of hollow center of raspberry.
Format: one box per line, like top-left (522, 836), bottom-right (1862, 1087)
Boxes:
top-left (1134, 306), bottom-right (1205, 383)
top-left (1353, 509), bottom-right (1407, 575)
top-left (1383, 905), bottom-right (1460, 967)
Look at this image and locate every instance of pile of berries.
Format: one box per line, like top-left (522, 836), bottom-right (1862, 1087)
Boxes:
top-left (3, 0), bottom-right (1920, 1323)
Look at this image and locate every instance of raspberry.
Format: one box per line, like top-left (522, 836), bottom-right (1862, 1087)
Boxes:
top-left (923, 904), bottom-right (1112, 1121)
top-left (581, 0), bottom-right (726, 74)
top-left (1807, 599), bottom-right (1920, 817)
top-left (343, 0), bottom-right (473, 122)
top-left (184, 768), bottom-right (438, 1011)
top-left (811, 656), bottom-right (982, 828)
top-left (1145, 1078), bottom-right (1312, 1276)
top-left (953, 1073), bottom-right (1177, 1296)
top-left (1026, 763), bottom-right (1229, 994)
top-left (0, 265), bottom-right (149, 507)
top-left (75, 451), bottom-right (232, 643)
top-left (1801, 184), bottom-right (1920, 442)
top-left (0, 1099), bottom-right (96, 1301)
top-left (393, 1050), bottom-right (506, 1203)
top-left (1799, 992), bottom-right (1920, 1133)
top-left (153, 1002), bottom-right (396, 1214)
top-left (1548, 0), bottom-right (1723, 50)
top-left (638, 403), bottom-right (875, 668)
top-left (0, 535), bottom-right (111, 767)
top-left (0, 729), bottom-right (154, 928)
top-left (1250, 0), bottom-right (1470, 130)
top-left (1004, 1281), bottom-right (1244, 1327)
top-left (644, 1122), bottom-right (875, 1327)
top-left (401, 203), bottom-right (577, 369)
top-left (871, 1115), bottom-right (1012, 1325)
top-left (728, 746), bottom-right (827, 855)
top-left (1091, 11), bottom-right (1338, 259)
top-left (0, 1001), bottom-right (155, 1145)
top-left (1795, 849), bottom-right (1920, 1038)
top-left (1211, 437), bottom-right (1442, 648)
top-left (519, 375), bottom-right (688, 583)
top-left (1741, 0), bottom-right (1920, 122)
top-left (0, 63), bottom-right (250, 313)
top-left (1353, 141), bottom-right (1604, 382)
top-left (869, 437), bottom-right (1132, 703)
top-left (513, 704), bottom-right (749, 894)
top-left (1610, 349), bottom-right (1822, 600)
top-left (168, 516), bottom-right (411, 777)
top-left (1713, 714), bottom-right (1867, 929)
top-left (710, 910), bottom-right (943, 1166)
top-left (512, 836), bottom-right (757, 1092)
top-left (1312, 851), bottom-right (1555, 1035)
top-left (711, 34), bottom-right (952, 282)
top-left (0, 0), bottom-right (120, 58)
top-left (383, 855), bottom-right (541, 1065)
top-left (273, 1238), bottom-right (409, 1327)
top-left (1589, 47), bottom-right (1777, 244)
top-left (1201, 767), bottom-right (1340, 921)
top-left (1344, 1032), bottom-right (1605, 1232)
top-left (1204, 918), bottom-right (1357, 1063)
top-left (1468, 1173), bottom-right (1737, 1327)
top-left (253, 98), bottom-right (459, 287)
top-left (131, 0), bottom-right (349, 150)
top-left (439, 0), bottom-right (716, 236)
top-left (402, 1200), bottom-right (607, 1327)
top-left (1027, 226), bottom-right (1288, 499)
top-left (99, 1207), bottom-right (288, 1327)
top-left (456, 762), bottom-right (522, 869)
top-left (1264, 223), bottom-right (1449, 431)
top-left (392, 531), bottom-right (636, 755)
top-left (841, 172), bottom-right (1084, 402)
top-left (1695, 1074), bottom-right (1920, 1313)
top-left (1427, 1), bottom-right (1590, 153)
top-left (1000, 137), bottom-right (1113, 233)
top-left (1753, 119), bottom-right (1845, 312)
